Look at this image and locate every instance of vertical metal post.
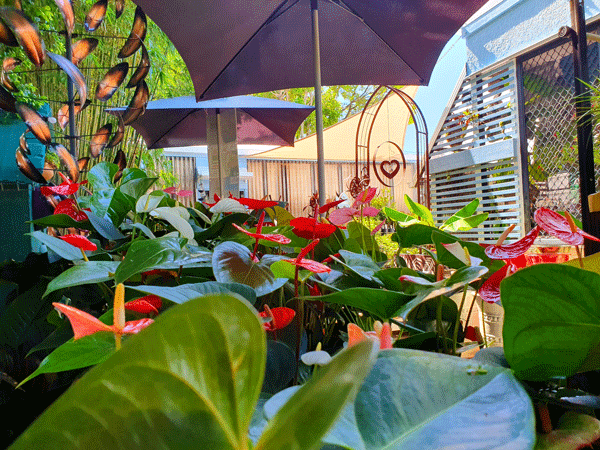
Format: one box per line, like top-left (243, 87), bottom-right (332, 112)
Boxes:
top-left (65, 32), bottom-right (77, 158)
top-left (569, 0), bottom-right (600, 254)
top-left (311, 0), bottom-right (325, 206)
top-left (515, 57), bottom-right (532, 236)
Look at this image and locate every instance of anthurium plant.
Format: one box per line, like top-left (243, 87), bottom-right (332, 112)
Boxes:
top-left (4, 167), bottom-right (600, 448)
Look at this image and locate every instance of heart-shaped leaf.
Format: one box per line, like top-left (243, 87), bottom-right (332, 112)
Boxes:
top-left (130, 281), bottom-right (257, 305)
top-left (317, 288), bottom-right (413, 320)
top-left (212, 241), bottom-right (287, 297)
top-left (29, 230), bottom-right (84, 261)
top-left (404, 195), bottom-right (434, 226)
top-left (30, 214), bottom-right (94, 231)
top-left (502, 264), bottom-right (600, 380)
top-left (84, 209), bottom-right (126, 240)
top-left (18, 332), bottom-right (116, 387)
top-left (10, 294), bottom-right (266, 450)
top-left (383, 207), bottom-right (419, 226)
top-left (114, 236), bottom-right (187, 284)
top-left (320, 349), bottom-right (535, 449)
top-left (87, 162), bottom-right (117, 191)
top-left (43, 261), bottom-right (119, 297)
top-left (262, 340), bottom-right (296, 394)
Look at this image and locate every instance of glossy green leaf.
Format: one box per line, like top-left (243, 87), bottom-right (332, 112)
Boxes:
top-left (114, 236), bottom-right (187, 284)
top-left (85, 209), bottom-right (126, 240)
top-left (43, 261), bottom-right (119, 297)
top-left (90, 188), bottom-right (134, 227)
top-left (28, 231), bottom-right (83, 261)
top-left (502, 264), bottom-right (600, 381)
top-left (18, 332), bottom-right (116, 387)
top-left (347, 222), bottom-right (378, 253)
top-left (404, 195), bottom-right (434, 225)
top-left (195, 212), bottom-right (250, 243)
top-left (535, 412), bottom-right (600, 450)
top-left (10, 294), bottom-right (266, 450)
top-left (262, 340), bottom-right (296, 394)
top-left (255, 340), bottom-right (377, 450)
top-left (317, 287), bottom-right (413, 320)
top-left (120, 176), bottom-right (157, 200)
top-left (373, 267), bottom-right (409, 291)
top-left (30, 214), bottom-right (94, 231)
top-left (393, 223), bottom-right (453, 249)
top-left (383, 207), bottom-right (419, 226)
top-left (322, 349), bottom-right (535, 450)
top-left (338, 250), bottom-right (381, 280)
top-left (131, 222), bottom-right (156, 238)
top-left (395, 265), bottom-right (488, 320)
top-left (270, 260), bottom-right (297, 280)
top-left (87, 162), bottom-right (118, 191)
top-left (130, 281), bottom-right (257, 305)
top-left (212, 241), bottom-right (287, 297)
top-left (119, 168), bottom-right (147, 185)
top-left (441, 199), bottom-right (482, 231)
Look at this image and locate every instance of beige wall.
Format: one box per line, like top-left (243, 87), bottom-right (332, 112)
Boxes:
top-left (248, 159), bottom-right (416, 217)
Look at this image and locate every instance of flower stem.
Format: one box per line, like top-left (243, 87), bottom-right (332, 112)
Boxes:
top-left (453, 287), bottom-right (469, 355)
top-left (80, 248), bottom-right (89, 262)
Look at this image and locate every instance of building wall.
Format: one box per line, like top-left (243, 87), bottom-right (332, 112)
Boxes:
top-left (248, 159), bottom-right (417, 217)
top-left (464, 0), bottom-right (600, 74)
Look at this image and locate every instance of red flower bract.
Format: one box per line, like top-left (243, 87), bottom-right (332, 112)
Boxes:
top-left (236, 197), bottom-right (278, 209)
top-left (485, 226), bottom-right (540, 260)
top-left (284, 239), bottom-right (331, 273)
top-left (59, 234), bottom-right (97, 251)
top-left (41, 182), bottom-right (80, 197)
top-left (125, 295), bottom-right (163, 314)
top-left (54, 198), bottom-right (88, 221)
top-left (534, 208), bottom-right (600, 246)
top-left (259, 306), bottom-right (295, 331)
top-left (290, 217), bottom-right (336, 239)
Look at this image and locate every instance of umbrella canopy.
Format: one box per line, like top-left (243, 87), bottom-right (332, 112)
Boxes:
top-left (106, 95), bottom-right (314, 149)
top-left (131, 0), bottom-right (489, 101)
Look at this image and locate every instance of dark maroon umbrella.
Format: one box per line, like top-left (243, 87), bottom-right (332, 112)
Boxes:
top-left (106, 95), bottom-right (314, 148)
top-left (131, 0), bottom-right (488, 200)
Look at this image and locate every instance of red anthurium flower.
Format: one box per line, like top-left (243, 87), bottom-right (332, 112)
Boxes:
top-left (163, 186), bottom-right (178, 195)
top-left (41, 182), bottom-right (81, 197)
top-left (284, 239), bottom-right (331, 273)
top-left (164, 186), bottom-right (193, 197)
top-left (479, 254), bottom-right (533, 303)
top-left (53, 284), bottom-right (154, 348)
top-left (534, 207), bottom-right (600, 246)
top-left (259, 304), bottom-right (296, 331)
top-left (177, 190), bottom-right (193, 197)
top-left (54, 198), bottom-right (88, 221)
top-left (485, 226), bottom-right (540, 260)
top-left (290, 217), bottom-right (337, 239)
top-left (348, 321), bottom-right (392, 350)
top-left (236, 197), bottom-right (278, 209)
top-left (59, 234), bottom-right (97, 251)
top-left (203, 193), bottom-right (221, 208)
top-left (319, 199), bottom-right (345, 214)
top-left (233, 211), bottom-right (291, 260)
top-left (125, 295), bottom-right (162, 314)
top-left (371, 220), bottom-right (386, 236)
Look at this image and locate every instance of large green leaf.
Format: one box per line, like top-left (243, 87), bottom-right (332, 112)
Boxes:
top-left (383, 207), bottom-right (419, 226)
top-left (18, 332), bottom-right (116, 387)
top-left (84, 209), bottom-right (126, 240)
top-left (338, 249), bottom-right (382, 282)
top-left (321, 349), bottom-right (535, 450)
top-left (317, 287), bottom-right (413, 320)
top-left (395, 265), bottom-right (487, 320)
top-left (43, 261), bottom-right (119, 297)
top-left (347, 222), bottom-right (379, 253)
top-left (255, 340), bottom-right (377, 450)
top-left (195, 212), bottom-right (250, 243)
top-left (9, 294), bottom-right (266, 450)
top-left (29, 231), bottom-right (83, 261)
top-left (114, 236), bottom-right (187, 284)
top-left (87, 162), bottom-right (118, 191)
top-left (212, 241), bottom-right (287, 297)
top-left (119, 176), bottom-right (157, 200)
top-left (440, 199), bottom-right (486, 232)
top-left (502, 264), bottom-right (600, 381)
top-left (90, 188), bottom-right (134, 227)
top-left (30, 214), bottom-right (94, 231)
top-left (404, 195), bottom-right (434, 226)
top-left (393, 223), bottom-right (453, 249)
top-left (130, 281), bottom-right (257, 305)
top-left (262, 340), bottom-right (296, 394)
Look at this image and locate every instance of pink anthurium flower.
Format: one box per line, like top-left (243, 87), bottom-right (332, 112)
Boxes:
top-left (535, 207), bottom-right (600, 246)
top-left (53, 283), bottom-right (154, 349)
top-left (164, 186), bottom-right (193, 197)
top-left (352, 187), bottom-right (377, 207)
top-left (347, 321), bottom-right (392, 350)
top-left (53, 198), bottom-right (88, 222)
top-left (259, 304), bottom-right (296, 332)
top-left (485, 226), bottom-right (540, 260)
top-left (125, 294), bottom-right (162, 315)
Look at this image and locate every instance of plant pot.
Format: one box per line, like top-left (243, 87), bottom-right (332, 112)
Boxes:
top-left (477, 298), bottom-right (504, 346)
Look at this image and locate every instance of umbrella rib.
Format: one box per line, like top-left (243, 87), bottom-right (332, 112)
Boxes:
top-left (200, 0), bottom-right (301, 99)
top-left (333, 0), bottom-right (424, 83)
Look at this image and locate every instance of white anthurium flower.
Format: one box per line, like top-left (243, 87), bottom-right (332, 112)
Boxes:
top-left (172, 206), bottom-right (190, 221)
top-left (443, 242), bottom-right (483, 267)
top-left (150, 207), bottom-right (195, 240)
top-left (136, 193), bottom-right (163, 213)
top-left (210, 198), bottom-right (247, 214)
top-left (301, 350), bottom-right (332, 366)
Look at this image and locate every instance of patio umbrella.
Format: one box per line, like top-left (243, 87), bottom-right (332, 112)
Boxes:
top-left (131, 0), bottom-right (489, 202)
top-left (106, 95), bottom-right (314, 148)
top-left (107, 95), bottom-right (314, 197)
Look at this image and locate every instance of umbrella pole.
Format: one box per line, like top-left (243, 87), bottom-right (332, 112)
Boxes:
top-left (312, 0), bottom-right (326, 207)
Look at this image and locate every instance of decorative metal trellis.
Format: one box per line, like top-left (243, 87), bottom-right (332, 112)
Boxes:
top-left (353, 85), bottom-right (429, 206)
